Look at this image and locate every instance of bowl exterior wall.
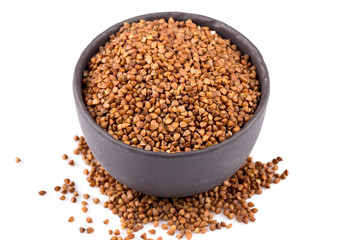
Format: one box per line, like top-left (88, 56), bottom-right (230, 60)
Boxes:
top-left (76, 104), bottom-right (265, 197)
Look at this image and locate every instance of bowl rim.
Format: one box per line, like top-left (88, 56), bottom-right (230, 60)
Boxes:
top-left (73, 11), bottom-right (269, 159)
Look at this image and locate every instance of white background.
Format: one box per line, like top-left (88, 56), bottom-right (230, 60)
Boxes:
top-left (1, 0), bottom-right (359, 239)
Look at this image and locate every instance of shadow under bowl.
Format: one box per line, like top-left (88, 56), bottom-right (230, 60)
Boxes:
top-left (73, 12), bottom-right (270, 197)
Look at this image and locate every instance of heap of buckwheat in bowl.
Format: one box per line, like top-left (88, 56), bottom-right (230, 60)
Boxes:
top-left (82, 17), bottom-right (261, 153)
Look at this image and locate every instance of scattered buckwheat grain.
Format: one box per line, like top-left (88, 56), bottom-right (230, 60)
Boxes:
top-left (87, 227), bottom-right (94, 234)
top-left (71, 136), bottom-right (287, 239)
top-left (38, 190), bottom-right (46, 196)
top-left (86, 217), bottom-right (93, 223)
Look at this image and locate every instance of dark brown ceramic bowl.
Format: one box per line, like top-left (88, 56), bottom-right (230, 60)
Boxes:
top-left (73, 12), bottom-right (269, 197)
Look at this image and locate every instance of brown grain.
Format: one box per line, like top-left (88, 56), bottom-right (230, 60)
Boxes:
top-left (166, 229), bottom-right (175, 236)
top-left (38, 190), bottom-right (46, 196)
top-left (185, 230), bottom-right (192, 240)
top-left (87, 227), bottom-right (94, 234)
top-left (68, 187), bottom-right (75, 193)
top-left (86, 217), bottom-right (93, 223)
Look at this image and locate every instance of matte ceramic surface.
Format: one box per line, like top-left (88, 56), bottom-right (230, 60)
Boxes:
top-left (73, 12), bottom-right (270, 197)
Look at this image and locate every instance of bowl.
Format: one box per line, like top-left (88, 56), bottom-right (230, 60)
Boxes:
top-left (73, 12), bottom-right (269, 197)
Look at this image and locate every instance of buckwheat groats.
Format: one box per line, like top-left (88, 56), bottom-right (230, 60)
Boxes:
top-left (82, 18), bottom-right (261, 152)
top-left (36, 135), bottom-right (288, 239)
